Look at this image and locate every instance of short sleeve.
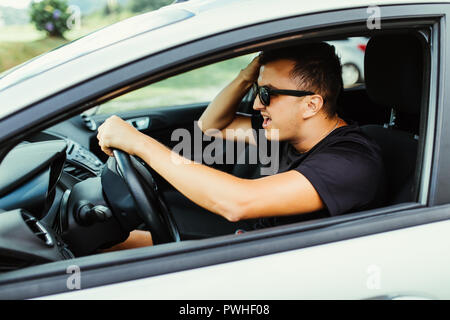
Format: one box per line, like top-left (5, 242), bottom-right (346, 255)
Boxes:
top-left (293, 141), bottom-right (385, 216)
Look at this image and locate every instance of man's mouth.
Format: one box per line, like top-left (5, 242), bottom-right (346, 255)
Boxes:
top-left (262, 114), bottom-right (272, 128)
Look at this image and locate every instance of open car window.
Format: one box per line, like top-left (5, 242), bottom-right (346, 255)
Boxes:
top-left (94, 36), bottom-right (369, 116)
top-left (96, 54), bottom-right (256, 115)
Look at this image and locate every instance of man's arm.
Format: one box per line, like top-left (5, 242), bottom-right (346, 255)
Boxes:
top-left (135, 133), bottom-right (324, 222)
top-left (198, 55), bottom-right (261, 145)
top-left (97, 117), bottom-right (324, 222)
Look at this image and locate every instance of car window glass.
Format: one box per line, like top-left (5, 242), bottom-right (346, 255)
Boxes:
top-left (96, 54), bottom-right (257, 115)
top-left (95, 36), bottom-right (368, 115)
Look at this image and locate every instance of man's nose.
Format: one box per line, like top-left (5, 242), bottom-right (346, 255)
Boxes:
top-left (252, 96), bottom-right (265, 111)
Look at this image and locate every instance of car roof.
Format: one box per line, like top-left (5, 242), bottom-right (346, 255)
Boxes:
top-left (0, 0), bottom-right (438, 120)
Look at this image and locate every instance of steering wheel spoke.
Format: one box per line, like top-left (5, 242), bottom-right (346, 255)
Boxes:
top-left (113, 149), bottom-right (180, 244)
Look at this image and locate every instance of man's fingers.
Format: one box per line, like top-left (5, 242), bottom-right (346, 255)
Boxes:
top-left (251, 53), bottom-right (262, 65)
top-left (98, 130), bottom-right (114, 157)
top-left (96, 114), bottom-right (135, 157)
top-left (101, 144), bottom-right (114, 157)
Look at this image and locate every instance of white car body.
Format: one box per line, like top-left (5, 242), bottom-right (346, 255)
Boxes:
top-left (43, 219), bottom-right (450, 300)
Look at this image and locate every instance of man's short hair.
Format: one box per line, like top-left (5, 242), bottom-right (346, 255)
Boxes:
top-left (260, 42), bottom-right (343, 116)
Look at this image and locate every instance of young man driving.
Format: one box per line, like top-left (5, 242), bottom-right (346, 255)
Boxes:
top-left (97, 42), bottom-right (386, 248)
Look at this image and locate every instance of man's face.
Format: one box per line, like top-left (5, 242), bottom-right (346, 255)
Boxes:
top-left (253, 59), bottom-right (308, 141)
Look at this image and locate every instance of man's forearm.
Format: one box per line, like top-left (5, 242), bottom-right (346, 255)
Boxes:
top-left (134, 134), bottom-right (248, 222)
top-left (199, 73), bottom-right (253, 132)
top-left (132, 134), bottom-right (324, 222)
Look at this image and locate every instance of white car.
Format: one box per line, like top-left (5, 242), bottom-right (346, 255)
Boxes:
top-left (0, 0), bottom-right (448, 301)
top-left (328, 37), bottom-right (369, 86)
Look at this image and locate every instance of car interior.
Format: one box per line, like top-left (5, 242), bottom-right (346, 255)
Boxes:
top-left (0, 28), bottom-right (429, 273)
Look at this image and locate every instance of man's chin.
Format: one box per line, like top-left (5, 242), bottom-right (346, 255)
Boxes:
top-left (264, 128), bottom-right (280, 141)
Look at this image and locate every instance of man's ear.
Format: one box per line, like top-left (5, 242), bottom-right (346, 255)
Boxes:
top-left (302, 94), bottom-right (324, 119)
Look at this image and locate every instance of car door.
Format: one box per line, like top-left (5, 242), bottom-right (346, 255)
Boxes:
top-left (0, 2), bottom-right (449, 300)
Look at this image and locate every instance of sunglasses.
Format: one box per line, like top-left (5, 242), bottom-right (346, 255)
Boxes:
top-left (252, 83), bottom-right (315, 106)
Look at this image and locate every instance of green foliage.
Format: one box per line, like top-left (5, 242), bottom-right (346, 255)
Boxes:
top-left (129, 0), bottom-right (173, 13)
top-left (30, 0), bottom-right (71, 38)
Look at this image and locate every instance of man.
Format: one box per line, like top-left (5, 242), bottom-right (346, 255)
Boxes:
top-left (97, 42), bottom-right (386, 248)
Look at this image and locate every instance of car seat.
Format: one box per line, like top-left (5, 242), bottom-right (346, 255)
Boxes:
top-left (361, 33), bottom-right (425, 205)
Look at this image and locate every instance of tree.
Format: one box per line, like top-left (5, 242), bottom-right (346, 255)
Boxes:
top-left (30, 0), bottom-right (71, 38)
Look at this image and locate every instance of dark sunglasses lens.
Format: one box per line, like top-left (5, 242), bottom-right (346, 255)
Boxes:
top-left (259, 87), bottom-right (270, 106)
top-left (253, 84), bottom-right (270, 106)
top-left (251, 84), bottom-right (258, 100)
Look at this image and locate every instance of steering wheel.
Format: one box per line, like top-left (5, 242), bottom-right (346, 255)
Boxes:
top-left (113, 149), bottom-right (180, 244)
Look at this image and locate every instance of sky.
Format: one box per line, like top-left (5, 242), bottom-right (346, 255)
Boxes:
top-left (0, 0), bottom-right (32, 9)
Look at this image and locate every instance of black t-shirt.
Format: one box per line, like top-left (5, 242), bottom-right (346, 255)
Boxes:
top-left (243, 114), bottom-right (387, 229)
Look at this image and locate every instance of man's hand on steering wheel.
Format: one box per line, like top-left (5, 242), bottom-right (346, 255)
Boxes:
top-left (97, 115), bottom-right (180, 244)
top-left (97, 115), bottom-right (145, 157)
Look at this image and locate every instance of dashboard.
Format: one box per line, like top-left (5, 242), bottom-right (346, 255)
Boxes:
top-left (0, 139), bottom-right (74, 271)
top-left (0, 116), bottom-right (109, 272)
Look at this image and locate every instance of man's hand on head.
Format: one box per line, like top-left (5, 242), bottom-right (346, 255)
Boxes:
top-left (239, 54), bottom-right (262, 83)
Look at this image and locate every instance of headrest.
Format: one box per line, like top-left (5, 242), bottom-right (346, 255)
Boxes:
top-left (364, 34), bottom-right (424, 115)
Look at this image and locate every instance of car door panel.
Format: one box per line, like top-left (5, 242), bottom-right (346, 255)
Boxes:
top-left (39, 218), bottom-right (450, 299)
top-left (6, 204), bottom-right (447, 300)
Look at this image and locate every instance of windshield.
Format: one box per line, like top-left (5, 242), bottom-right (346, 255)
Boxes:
top-left (0, 8), bottom-right (194, 92)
